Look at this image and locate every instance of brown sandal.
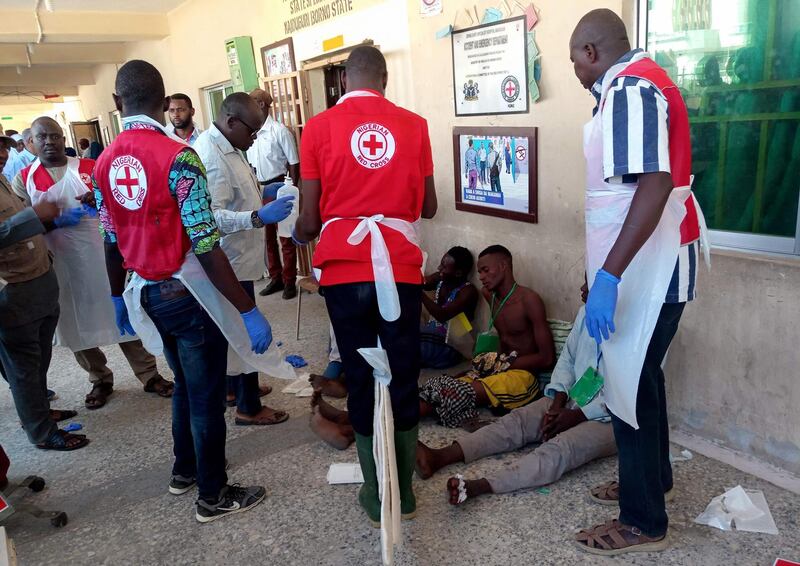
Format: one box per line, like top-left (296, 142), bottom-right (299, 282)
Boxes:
top-left (85, 383), bottom-right (113, 410)
top-left (575, 519), bottom-right (669, 556)
top-left (590, 480), bottom-right (675, 506)
top-left (144, 376), bottom-right (174, 398)
top-left (234, 407), bottom-right (289, 426)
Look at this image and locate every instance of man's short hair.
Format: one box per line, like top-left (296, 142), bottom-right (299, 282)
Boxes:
top-left (446, 246), bottom-right (475, 274)
top-left (479, 244), bottom-right (513, 265)
top-left (21, 128), bottom-right (32, 142)
top-left (169, 93), bottom-right (193, 109)
top-left (115, 60), bottom-right (165, 110)
top-left (345, 45), bottom-right (387, 77)
top-left (220, 92), bottom-right (255, 117)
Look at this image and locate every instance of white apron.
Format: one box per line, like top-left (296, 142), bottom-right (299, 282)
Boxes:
top-left (123, 254), bottom-right (296, 379)
top-left (584, 52), bottom-right (690, 429)
top-left (25, 157), bottom-right (133, 352)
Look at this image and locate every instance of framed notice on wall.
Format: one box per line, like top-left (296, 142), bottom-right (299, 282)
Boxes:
top-left (453, 126), bottom-right (538, 223)
top-left (261, 37), bottom-right (296, 77)
top-left (452, 16), bottom-right (529, 116)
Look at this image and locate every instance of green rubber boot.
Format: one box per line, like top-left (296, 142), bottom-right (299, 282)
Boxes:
top-left (354, 433), bottom-right (381, 528)
top-left (395, 425), bottom-right (419, 520)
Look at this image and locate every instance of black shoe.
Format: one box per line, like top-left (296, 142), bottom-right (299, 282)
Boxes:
top-left (169, 474), bottom-right (197, 495)
top-left (195, 484), bottom-right (266, 523)
top-left (259, 279), bottom-right (284, 296)
top-left (282, 283), bottom-right (297, 300)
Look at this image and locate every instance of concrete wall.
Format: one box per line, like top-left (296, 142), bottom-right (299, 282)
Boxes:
top-left (74, 0), bottom-right (800, 476)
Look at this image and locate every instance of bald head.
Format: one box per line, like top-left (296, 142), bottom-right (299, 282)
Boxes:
top-left (114, 60), bottom-right (169, 120)
top-left (249, 88), bottom-right (273, 116)
top-left (343, 45), bottom-right (388, 94)
top-left (216, 92), bottom-right (263, 152)
top-left (31, 116), bottom-right (66, 166)
top-left (569, 9), bottom-right (631, 89)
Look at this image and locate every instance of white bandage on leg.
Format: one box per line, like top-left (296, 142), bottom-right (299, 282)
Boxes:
top-left (455, 473), bottom-right (467, 504)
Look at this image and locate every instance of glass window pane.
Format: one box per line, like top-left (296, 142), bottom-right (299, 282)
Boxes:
top-left (208, 88), bottom-right (224, 121)
top-left (646, 0), bottom-right (800, 238)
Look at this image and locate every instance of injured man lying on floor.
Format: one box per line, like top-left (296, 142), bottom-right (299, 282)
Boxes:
top-left (415, 306), bottom-right (617, 504)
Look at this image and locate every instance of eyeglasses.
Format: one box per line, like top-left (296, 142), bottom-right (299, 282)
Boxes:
top-left (234, 116), bottom-right (259, 140)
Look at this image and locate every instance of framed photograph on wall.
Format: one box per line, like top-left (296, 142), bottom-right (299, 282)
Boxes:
top-left (452, 126), bottom-right (538, 223)
top-left (452, 16), bottom-right (529, 116)
top-left (260, 37), bottom-right (296, 77)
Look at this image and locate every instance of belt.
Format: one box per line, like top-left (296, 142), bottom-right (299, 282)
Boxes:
top-left (259, 175), bottom-right (285, 186)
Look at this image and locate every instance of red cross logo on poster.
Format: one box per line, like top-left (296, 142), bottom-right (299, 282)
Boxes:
top-left (350, 122), bottom-right (396, 169)
top-left (109, 155), bottom-right (148, 210)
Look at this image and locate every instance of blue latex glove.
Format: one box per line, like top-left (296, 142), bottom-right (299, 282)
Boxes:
top-left (584, 269), bottom-right (620, 345)
top-left (291, 227), bottom-right (308, 246)
top-left (262, 182), bottom-right (285, 200)
top-left (111, 295), bottom-right (136, 336)
top-left (53, 207), bottom-right (87, 228)
top-left (257, 195), bottom-right (294, 225)
top-left (241, 307), bottom-right (273, 354)
top-left (82, 203), bottom-right (98, 217)
top-left (285, 354), bottom-right (308, 368)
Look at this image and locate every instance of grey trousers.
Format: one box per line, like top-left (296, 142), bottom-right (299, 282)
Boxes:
top-left (73, 340), bottom-right (160, 387)
top-left (0, 306), bottom-right (60, 445)
top-left (457, 396), bottom-right (617, 494)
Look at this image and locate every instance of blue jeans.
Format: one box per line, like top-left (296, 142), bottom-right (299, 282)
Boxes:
top-left (324, 282), bottom-right (421, 436)
top-left (141, 280), bottom-right (228, 501)
top-left (226, 281), bottom-right (262, 416)
top-left (611, 301), bottom-right (685, 537)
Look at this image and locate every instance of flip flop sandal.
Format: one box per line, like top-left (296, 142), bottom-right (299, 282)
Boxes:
top-left (234, 410), bottom-right (289, 426)
top-left (574, 519), bottom-right (669, 556)
top-left (49, 409), bottom-right (77, 422)
top-left (144, 376), bottom-right (174, 398)
top-left (36, 430), bottom-right (90, 452)
top-left (85, 383), bottom-right (113, 410)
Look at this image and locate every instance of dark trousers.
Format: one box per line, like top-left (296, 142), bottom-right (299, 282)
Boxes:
top-left (141, 281), bottom-right (228, 501)
top-left (0, 304), bottom-right (59, 445)
top-left (490, 174), bottom-right (501, 192)
top-left (226, 281), bottom-right (262, 415)
top-left (611, 301), bottom-right (686, 537)
top-left (324, 282), bottom-right (422, 436)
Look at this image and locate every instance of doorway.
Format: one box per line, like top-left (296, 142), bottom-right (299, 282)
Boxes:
top-left (69, 120), bottom-right (102, 156)
top-left (322, 64), bottom-right (346, 108)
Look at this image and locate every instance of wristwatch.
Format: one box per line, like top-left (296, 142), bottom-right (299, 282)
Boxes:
top-left (251, 211), bottom-right (264, 228)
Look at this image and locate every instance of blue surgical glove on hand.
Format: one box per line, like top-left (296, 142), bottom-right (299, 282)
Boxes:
top-left (257, 195), bottom-right (294, 225)
top-left (53, 207), bottom-right (87, 228)
top-left (261, 182), bottom-right (285, 200)
top-left (81, 203), bottom-right (98, 218)
top-left (585, 269), bottom-right (621, 345)
top-left (111, 295), bottom-right (136, 336)
top-left (241, 307), bottom-right (273, 354)
top-left (291, 227), bottom-right (308, 247)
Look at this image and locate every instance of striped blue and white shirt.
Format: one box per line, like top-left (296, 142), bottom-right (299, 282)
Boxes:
top-left (591, 49), bottom-right (696, 304)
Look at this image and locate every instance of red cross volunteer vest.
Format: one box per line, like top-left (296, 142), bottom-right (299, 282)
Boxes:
top-left (300, 90), bottom-right (434, 285)
top-left (616, 59), bottom-right (700, 245)
top-left (94, 129), bottom-right (190, 280)
top-left (20, 158), bottom-right (95, 192)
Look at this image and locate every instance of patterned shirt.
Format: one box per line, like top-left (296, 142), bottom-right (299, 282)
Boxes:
top-left (591, 49), bottom-right (696, 303)
top-left (93, 120), bottom-right (220, 255)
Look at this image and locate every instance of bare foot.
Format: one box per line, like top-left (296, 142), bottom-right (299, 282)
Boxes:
top-left (311, 390), bottom-right (349, 424)
top-left (415, 440), bottom-right (464, 479)
top-left (310, 407), bottom-right (354, 450)
top-left (445, 476), bottom-right (492, 505)
top-left (310, 374), bottom-right (348, 398)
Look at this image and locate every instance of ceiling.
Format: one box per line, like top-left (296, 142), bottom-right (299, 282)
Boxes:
top-left (0, 0), bottom-right (188, 124)
top-left (0, 0), bottom-right (187, 13)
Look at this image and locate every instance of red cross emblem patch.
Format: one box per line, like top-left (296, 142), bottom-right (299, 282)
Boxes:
top-left (109, 155), bottom-right (148, 210)
top-left (350, 123), bottom-right (396, 169)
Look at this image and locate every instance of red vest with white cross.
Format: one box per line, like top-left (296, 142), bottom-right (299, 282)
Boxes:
top-left (20, 157), bottom-right (95, 192)
top-left (93, 129), bottom-right (190, 280)
top-left (616, 58), bottom-right (701, 245)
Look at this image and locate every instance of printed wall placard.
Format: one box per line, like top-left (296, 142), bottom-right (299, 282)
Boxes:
top-left (452, 16), bottom-right (529, 116)
top-left (453, 126), bottom-right (538, 223)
